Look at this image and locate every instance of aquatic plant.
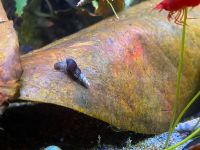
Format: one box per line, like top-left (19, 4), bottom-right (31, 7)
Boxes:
top-left (105, 0), bottom-right (119, 19)
top-left (154, 0), bottom-right (200, 148)
top-left (15, 0), bottom-right (27, 16)
top-left (14, 0), bottom-right (122, 18)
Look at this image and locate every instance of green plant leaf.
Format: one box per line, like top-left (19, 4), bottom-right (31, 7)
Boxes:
top-left (92, 0), bottom-right (98, 10)
top-left (15, 0), bottom-right (28, 16)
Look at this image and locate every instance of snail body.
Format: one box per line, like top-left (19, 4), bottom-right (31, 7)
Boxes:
top-left (54, 59), bottom-right (90, 88)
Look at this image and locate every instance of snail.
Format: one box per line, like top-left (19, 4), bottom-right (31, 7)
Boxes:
top-left (54, 58), bottom-right (90, 88)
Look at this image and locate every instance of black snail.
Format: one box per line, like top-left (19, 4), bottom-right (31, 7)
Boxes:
top-left (54, 58), bottom-right (90, 88)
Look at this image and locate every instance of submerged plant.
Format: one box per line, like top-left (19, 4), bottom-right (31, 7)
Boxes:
top-left (154, 0), bottom-right (200, 148)
top-left (105, 0), bottom-right (119, 19)
top-left (15, 0), bottom-right (28, 16)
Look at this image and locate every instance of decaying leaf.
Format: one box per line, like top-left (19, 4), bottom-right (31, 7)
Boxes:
top-left (19, 0), bottom-right (200, 134)
top-left (0, 0), bottom-right (7, 22)
top-left (0, 1), bottom-right (22, 105)
top-left (96, 0), bottom-right (124, 17)
top-left (76, 0), bottom-right (124, 17)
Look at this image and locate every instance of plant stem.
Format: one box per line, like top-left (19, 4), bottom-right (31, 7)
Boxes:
top-left (45, 0), bottom-right (54, 16)
top-left (165, 127), bottom-right (200, 150)
top-left (165, 8), bottom-right (188, 148)
top-left (106, 0), bottom-right (119, 19)
top-left (173, 91), bottom-right (200, 132)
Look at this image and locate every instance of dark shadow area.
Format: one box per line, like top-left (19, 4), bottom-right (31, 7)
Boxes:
top-left (2, 0), bottom-right (102, 51)
top-left (183, 136), bottom-right (200, 150)
top-left (183, 94), bottom-right (200, 119)
top-left (0, 102), bottom-right (150, 150)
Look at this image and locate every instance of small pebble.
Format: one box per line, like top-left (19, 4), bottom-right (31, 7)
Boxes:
top-left (43, 145), bottom-right (62, 150)
top-left (175, 117), bottom-right (200, 133)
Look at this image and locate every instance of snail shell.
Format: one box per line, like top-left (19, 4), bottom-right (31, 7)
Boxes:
top-left (54, 59), bottom-right (90, 88)
top-left (54, 61), bottom-right (67, 72)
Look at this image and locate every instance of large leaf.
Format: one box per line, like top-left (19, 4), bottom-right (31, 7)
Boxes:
top-left (0, 0), bottom-right (8, 22)
top-left (0, 1), bottom-right (22, 105)
top-left (19, 0), bottom-right (200, 134)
